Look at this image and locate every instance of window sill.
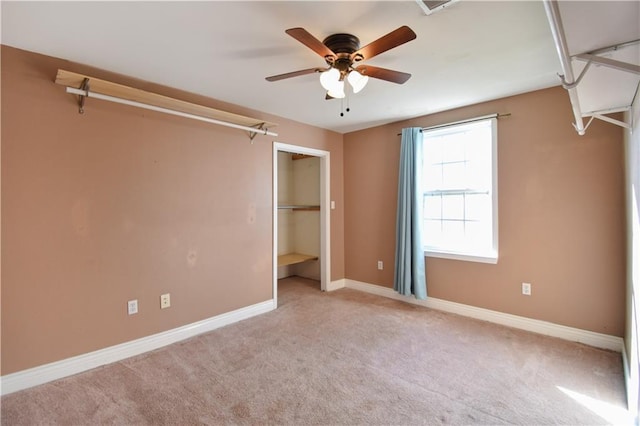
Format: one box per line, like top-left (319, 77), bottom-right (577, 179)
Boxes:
top-left (424, 249), bottom-right (498, 264)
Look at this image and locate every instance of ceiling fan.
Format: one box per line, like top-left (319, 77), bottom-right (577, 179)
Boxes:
top-left (265, 26), bottom-right (417, 99)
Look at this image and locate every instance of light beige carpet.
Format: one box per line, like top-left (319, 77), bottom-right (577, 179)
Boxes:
top-left (1, 276), bottom-right (629, 425)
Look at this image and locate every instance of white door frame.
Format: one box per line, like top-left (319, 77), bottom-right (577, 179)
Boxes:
top-left (273, 142), bottom-right (330, 306)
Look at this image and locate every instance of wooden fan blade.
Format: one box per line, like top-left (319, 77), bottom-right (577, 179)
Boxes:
top-left (285, 28), bottom-right (336, 59)
top-left (265, 67), bottom-right (324, 82)
top-left (355, 65), bottom-right (412, 84)
top-left (352, 26), bottom-right (416, 62)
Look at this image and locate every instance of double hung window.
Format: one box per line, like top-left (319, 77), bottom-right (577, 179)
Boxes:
top-left (422, 117), bottom-right (498, 263)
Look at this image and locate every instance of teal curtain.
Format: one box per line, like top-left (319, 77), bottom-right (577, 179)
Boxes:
top-left (394, 127), bottom-right (427, 299)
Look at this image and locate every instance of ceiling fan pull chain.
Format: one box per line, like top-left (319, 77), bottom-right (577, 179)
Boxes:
top-left (340, 97), bottom-right (344, 117)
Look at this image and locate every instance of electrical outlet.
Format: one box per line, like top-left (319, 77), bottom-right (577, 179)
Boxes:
top-left (522, 282), bottom-right (532, 296)
top-left (160, 293), bottom-right (171, 309)
top-left (127, 299), bottom-right (138, 315)
top-left (377, 260), bottom-right (384, 270)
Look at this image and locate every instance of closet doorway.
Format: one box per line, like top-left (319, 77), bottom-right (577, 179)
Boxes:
top-left (273, 143), bottom-right (330, 306)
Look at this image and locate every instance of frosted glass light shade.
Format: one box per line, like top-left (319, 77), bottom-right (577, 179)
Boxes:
top-left (327, 80), bottom-right (346, 99)
top-left (347, 70), bottom-right (369, 93)
top-left (319, 68), bottom-right (340, 91)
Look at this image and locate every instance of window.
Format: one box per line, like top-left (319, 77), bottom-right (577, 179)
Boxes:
top-left (422, 117), bottom-right (498, 263)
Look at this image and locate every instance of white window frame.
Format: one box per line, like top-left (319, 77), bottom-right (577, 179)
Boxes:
top-left (422, 117), bottom-right (498, 264)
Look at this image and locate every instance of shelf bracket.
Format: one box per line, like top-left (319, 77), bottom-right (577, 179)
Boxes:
top-left (77, 78), bottom-right (90, 114)
top-left (248, 122), bottom-right (267, 144)
top-left (585, 113), bottom-right (631, 130)
top-left (574, 53), bottom-right (640, 76)
top-left (560, 60), bottom-right (591, 90)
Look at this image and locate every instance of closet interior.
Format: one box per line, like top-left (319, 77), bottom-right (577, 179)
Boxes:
top-left (277, 151), bottom-right (321, 283)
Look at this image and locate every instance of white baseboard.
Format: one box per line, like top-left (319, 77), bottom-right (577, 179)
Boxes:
top-left (345, 279), bottom-right (624, 352)
top-left (327, 278), bottom-right (346, 291)
top-left (1, 299), bottom-right (276, 396)
top-left (2, 281), bottom-right (625, 396)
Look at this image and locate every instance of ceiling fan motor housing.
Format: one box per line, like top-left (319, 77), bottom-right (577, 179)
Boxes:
top-left (322, 33), bottom-right (362, 73)
top-left (322, 33), bottom-right (360, 54)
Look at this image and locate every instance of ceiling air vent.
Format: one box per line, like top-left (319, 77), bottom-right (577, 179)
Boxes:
top-left (416, 0), bottom-right (459, 15)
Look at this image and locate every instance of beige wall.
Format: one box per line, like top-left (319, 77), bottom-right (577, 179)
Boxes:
top-left (344, 86), bottom-right (626, 336)
top-left (0, 44), bottom-right (627, 377)
top-left (0, 46), bottom-right (344, 375)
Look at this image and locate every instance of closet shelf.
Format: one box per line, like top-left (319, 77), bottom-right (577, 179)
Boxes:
top-left (543, 1), bottom-right (639, 134)
top-left (278, 253), bottom-right (318, 267)
top-left (278, 205), bottom-right (320, 211)
top-left (54, 69), bottom-right (278, 140)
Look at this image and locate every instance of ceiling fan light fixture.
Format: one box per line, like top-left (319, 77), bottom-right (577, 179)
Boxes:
top-left (327, 80), bottom-right (346, 99)
top-left (319, 68), bottom-right (340, 91)
top-left (266, 26), bottom-right (417, 101)
top-left (347, 70), bottom-right (369, 94)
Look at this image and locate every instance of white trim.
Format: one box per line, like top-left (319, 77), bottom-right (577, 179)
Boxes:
top-left (273, 142), bottom-right (330, 297)
top-left (490, 117), bottom-right (499, 258)
top-left (272, 147), bottom-right (279, 305)
top-left (327, 279), bottom-right (346, 292)
top-left (425, 249), bottom-right (498, 264)
top-left (623, 343), bottom-right (633, 411)
top-left (345, 279), bottom-right (624, 352)
top-left (0, 299), bottom-right (275, 396)
top-left (623, 342), bottom-right (639, 422)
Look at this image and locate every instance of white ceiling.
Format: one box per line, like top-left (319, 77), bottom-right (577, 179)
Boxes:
top-left (1, 1), bottom-right (564, 134)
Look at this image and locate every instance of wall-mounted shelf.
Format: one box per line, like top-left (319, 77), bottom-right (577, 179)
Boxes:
top-left (54, 69), bottom-right (278, 141)
top-left (543, 1), bottom-right (639, 135)
top-left (277, 253), bottom-right (318, 267)
top-left (291, 154), bottom-right (314, 161)
top-left (278, 205), bottom-right (320, 211)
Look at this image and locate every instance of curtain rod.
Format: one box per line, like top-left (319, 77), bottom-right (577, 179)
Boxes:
top-left (397, 113), bottom-right (510, 136)
top-left (66, 87), bottom-right (279, 137)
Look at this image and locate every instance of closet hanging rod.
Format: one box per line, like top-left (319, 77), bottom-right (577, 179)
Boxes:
top-left (66, 87), bottom-right (278, 137)
top-left (543, 0), bottom-right (586, 135)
